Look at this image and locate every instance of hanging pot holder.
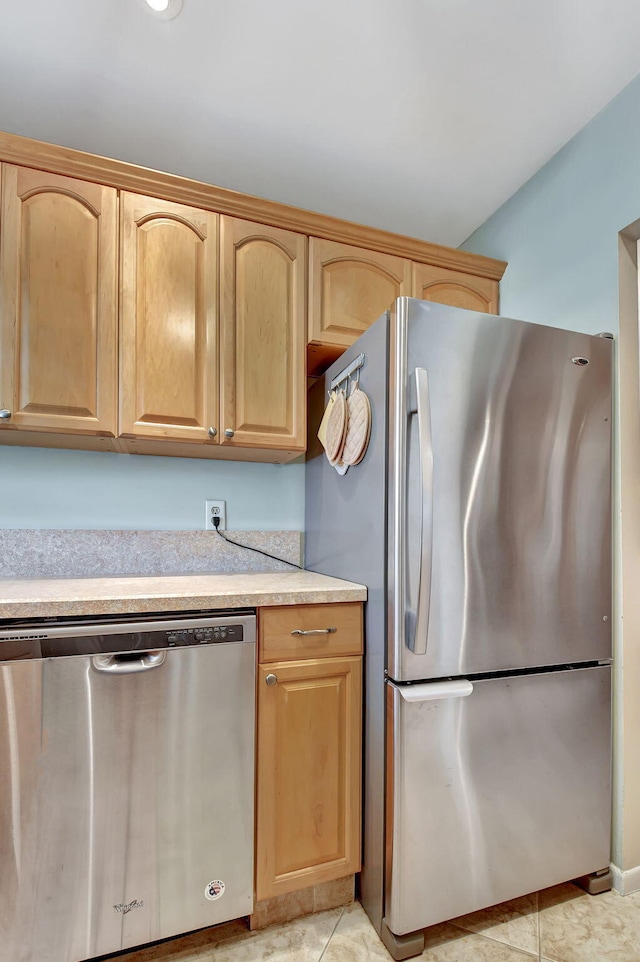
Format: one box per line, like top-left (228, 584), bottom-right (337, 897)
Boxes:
top-left (342, 385), bottom-right (372, 466)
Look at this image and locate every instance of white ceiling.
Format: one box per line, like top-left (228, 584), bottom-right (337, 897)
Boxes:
top-left (2, 0), bottom-right (640, 247)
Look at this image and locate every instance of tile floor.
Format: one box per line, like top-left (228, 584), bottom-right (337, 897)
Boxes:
top-left (107, 882), bottom-right (640, 962)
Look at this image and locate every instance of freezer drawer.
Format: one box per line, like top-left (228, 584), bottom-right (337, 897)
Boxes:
top-left (385, 666), bottom-right (611, 937)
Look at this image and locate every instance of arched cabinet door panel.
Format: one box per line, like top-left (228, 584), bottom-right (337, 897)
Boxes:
top-left (412, 262), bottom-right (499, 314)
top-left (309, 238), bottom-right (412, 348)
top-left (0, 165), bottom-right (117, 436)
top-left (119, 193), bottom-right (218, 442)
top-left (220, 217), bottom-right (306, 451)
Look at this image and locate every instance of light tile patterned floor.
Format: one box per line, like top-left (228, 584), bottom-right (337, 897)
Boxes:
top-left (106, 883), bottom-right (640, 962)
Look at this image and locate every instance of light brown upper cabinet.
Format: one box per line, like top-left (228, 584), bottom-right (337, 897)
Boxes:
top-left (0, 164), bottom-right (118, 435)
top-left (308, 238), bottom-right (412, 371)
top-left (119, 192), bottom-right (219, 443)
top-left (219, 217), bottom-right (306, 451)
top-left (412, 262), bottom-right (499, 314)
top-left (307, 240), bottom-right (501, 374)
top-left (0, 133), bottom-right (507, 457)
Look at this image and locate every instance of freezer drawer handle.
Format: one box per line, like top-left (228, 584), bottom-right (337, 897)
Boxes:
top-left (406, 367), bottom-right (433, 657)
top-left (92, 651), bottom-right (167, 674)
top-left (291, 628), bottom-right (337, 636)
top-left (397, 680), bottom-right (473, 702)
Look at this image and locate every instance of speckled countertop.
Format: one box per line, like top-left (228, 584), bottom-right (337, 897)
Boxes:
top-left (0, 571), bottom-right (367, 619)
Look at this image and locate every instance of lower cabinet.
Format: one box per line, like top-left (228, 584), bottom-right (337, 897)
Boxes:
top-left (255, 603), bottom-right (363, 901)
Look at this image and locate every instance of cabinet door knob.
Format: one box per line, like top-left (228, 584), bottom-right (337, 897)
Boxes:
top-left (265, 673), bottom-right (278, 687)
top-left (291, 628), bottom-right (337, 636)
top-left (0, 409), bottom-right (12, 420)
top-left (207, 426), bottom-right (217, 438)
top-left (224, 428), bottom-right (235, 438)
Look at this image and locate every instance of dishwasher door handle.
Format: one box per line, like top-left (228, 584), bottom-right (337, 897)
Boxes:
top-left (92, 651), bottom-right (167, 674)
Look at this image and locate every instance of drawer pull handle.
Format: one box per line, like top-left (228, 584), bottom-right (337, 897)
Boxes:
top-left (265, 673), bottom-right (278, 686)
top-left (291, 627), bottom-right (337, 636)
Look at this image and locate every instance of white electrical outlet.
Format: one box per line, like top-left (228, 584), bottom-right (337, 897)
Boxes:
top-left (205, 500), bottom-right (227, 531)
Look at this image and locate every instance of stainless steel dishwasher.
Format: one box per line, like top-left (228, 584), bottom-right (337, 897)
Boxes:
top-left (0, 610), bottom-right (256, 962)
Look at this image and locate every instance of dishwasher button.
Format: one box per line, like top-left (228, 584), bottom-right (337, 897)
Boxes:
top-left (167, 634), bottom-right (178, 644)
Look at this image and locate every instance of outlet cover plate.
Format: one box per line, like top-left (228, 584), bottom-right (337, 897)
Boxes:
top-left (205, 500), bottom-right (227, 531)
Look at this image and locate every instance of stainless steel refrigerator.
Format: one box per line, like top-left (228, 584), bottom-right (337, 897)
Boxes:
top-left (305, 298), bottom-right (612, 961)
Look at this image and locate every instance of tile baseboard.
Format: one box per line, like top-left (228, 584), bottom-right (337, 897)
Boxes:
top-left (611, 862), bottom-right (640, 895)
top-left (249, 876), bottom-right (355, 930)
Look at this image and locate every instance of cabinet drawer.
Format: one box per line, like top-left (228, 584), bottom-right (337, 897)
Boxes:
top-left (258, 603), bottom-right (363, 662)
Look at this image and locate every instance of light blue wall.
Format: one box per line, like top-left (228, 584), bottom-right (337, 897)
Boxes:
top-left (0, 447), bottom-right (304, 530)
top-left (462, 72), bottom-right (640, 335)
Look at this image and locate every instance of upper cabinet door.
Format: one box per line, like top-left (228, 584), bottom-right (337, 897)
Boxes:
top-left (412, 263), bottom-right (499, 314)
top-left (120, 193), bottom-right (218, 442)
top-left (309, 238), bottom-right (412, 348)
top-left (219, 217), bottom-right (306, 451)
top-left (0, 165), bottom-right (117, 435)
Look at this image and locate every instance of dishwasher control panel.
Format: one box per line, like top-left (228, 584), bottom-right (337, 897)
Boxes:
top-left (0, 611), bottom-right (256, 661)
top-left (166, 624), bottom-right (244, 645)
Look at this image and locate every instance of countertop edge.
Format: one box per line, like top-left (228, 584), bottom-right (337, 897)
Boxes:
top-left (0, 573), bottom-right (367, 619)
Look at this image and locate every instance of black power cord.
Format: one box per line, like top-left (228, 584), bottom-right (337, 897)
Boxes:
top-left (212, 516), bottom-right (303, 569)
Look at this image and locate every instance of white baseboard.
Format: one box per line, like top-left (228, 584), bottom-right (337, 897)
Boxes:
top-left (611, 863), bottom-right (640, 894)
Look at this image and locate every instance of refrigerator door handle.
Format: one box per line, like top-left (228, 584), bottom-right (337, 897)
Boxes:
top-left (392, 679), bottom-right (473, 702)
top-left (406, 367), bottom-right (434, 655)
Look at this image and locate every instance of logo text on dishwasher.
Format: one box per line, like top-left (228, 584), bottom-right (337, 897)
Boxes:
top-left (113, 900), bottom-right (144, 915)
